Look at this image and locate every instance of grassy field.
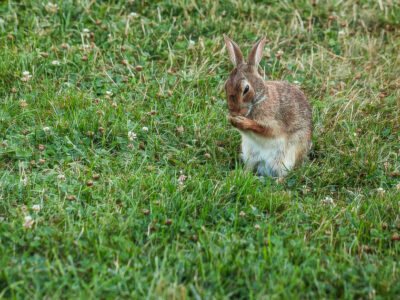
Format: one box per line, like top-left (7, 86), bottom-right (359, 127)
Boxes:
top-left (1, 0), bottom-right (400, 298)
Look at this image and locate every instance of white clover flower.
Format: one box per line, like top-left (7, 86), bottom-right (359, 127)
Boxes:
top-left (338, 30), bottom-right (345, 36)
top-left (46, 2), bottom-right (58, 13)
top-left (376, 187), bottom-right (385, 196)
top-left (83, 28), bottom-right (90, 33)
top-left (178, 170), bottom-right (186, 185)
top-left (57, 174), bottom-right (66, 181)
top-left (20, 100), bottom-right (28, 107)
top-left (128, 131), bottom-right (137, 141)
top-left (51, 60), bottom-right (60, 65)
top-left (321, 196), bottom-right (335, 206)
top-left (43, 126), bottom-right (50, 132)
top-left (302, 185), bottom-right (310, 194)
top-left (21, 71), bottom-right (32, 82)
top-left (106, 90), bottom-right (113, 96)
top-left (277, 49), bottom-right (284, 55)
top-left (32, 204), bottom-right (41, 212)
top-left (188, 40), bottom-right (195, 50)
top-left (129, 12), bottom-right (138, 18)
top-left (142, 126), bottom-right (149, 131)
top-left (23, 216), bottom-right (34, 229)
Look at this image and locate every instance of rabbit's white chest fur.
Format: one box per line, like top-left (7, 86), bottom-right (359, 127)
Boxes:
top-left (239, 131), bottom-right (296, 177)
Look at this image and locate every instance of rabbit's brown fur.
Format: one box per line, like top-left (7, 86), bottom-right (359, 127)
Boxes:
top-left (224, 35), bottom-right (312, 177)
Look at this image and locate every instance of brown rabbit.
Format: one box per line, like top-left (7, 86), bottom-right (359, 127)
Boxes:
top-left (224, 35), bottom-right (312, 177)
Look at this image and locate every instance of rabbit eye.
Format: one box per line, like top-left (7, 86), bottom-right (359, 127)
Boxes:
top-left (243, 84), bottom-right (249, 95)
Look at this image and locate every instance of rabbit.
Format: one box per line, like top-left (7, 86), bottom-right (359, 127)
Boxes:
top-left (223, 35), bottom-right (313, 177)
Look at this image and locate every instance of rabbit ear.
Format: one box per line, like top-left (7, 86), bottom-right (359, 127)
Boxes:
top-left (224, 35), bottom-right (244, 66)
top-left (248, 35), bottom-right (266, 68)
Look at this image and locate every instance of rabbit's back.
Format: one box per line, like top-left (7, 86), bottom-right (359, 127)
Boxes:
top-left (250, 81), bottom-right (312, 137)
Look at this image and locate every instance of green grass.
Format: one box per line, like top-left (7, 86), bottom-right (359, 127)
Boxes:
top-left (1, 0), bottom-right (400, 298)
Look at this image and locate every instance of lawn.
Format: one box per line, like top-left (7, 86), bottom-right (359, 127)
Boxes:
top-left (1, 0), bottom-right (400, 298)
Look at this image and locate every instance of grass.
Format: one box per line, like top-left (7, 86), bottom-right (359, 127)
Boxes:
top-left (0, 0), bottom-right (400, 298)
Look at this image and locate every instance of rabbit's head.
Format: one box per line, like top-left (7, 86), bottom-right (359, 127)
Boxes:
top-left (224, 35), bottom-right (267, 116)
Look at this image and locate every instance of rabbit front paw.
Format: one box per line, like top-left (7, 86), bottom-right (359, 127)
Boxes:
top-left (228, 115), bottom-right (273, 136)
top-left (228, 115), bottom-right (247, 129)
